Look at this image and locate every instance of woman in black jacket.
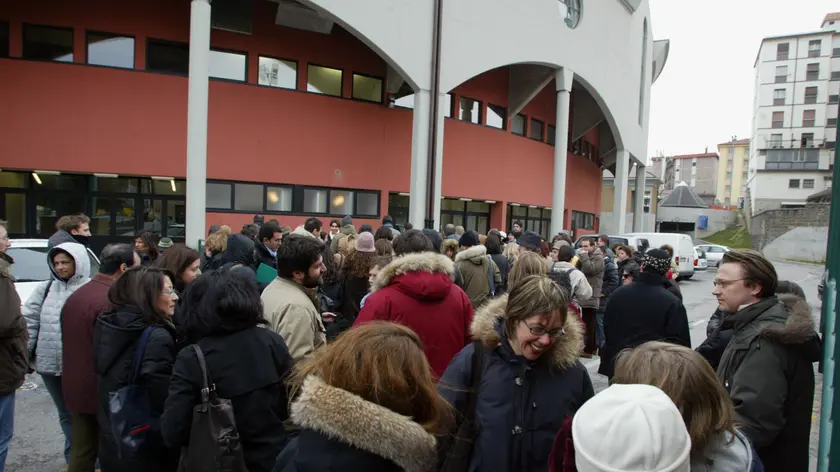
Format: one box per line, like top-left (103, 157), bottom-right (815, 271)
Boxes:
top-left (93, 266), bottom-right (180, 472)
top-left (161, 269), bottom-right (294, 472)
top-left (485, 232), bottom-right (509, 294)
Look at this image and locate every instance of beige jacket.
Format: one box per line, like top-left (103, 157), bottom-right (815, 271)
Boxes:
top-left (261, 277), bottom-right (326, 362)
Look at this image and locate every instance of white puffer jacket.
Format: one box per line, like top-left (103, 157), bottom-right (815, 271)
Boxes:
top-left (23, 242), bottom-right (91, 375)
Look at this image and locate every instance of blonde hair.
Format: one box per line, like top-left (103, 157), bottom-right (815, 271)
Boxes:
top-left (288, 322), bottom-right (452, 434)
top-left (503, 275), bottom-right (569, 341)
top-left (507, 251), bottom-right (549, 291)
top-left (338, 233), bottom-right (357, 256)
top-left (613, 341), bottom-right (736, 457)
top-left (205, 225), bottom-right (232, 253)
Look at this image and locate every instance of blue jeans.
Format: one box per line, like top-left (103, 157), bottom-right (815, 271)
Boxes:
top-left (0, 393), bottom-right (14, 472)
top-left (595, 308), bottom-right (605, 349)
top-left (41, 374), bottom-right (71, 464)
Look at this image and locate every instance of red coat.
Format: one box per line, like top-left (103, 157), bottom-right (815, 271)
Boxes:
top-left (354, 252), bottom-right (474, 379)
top-left (61, 273), bottom-right (113, 414)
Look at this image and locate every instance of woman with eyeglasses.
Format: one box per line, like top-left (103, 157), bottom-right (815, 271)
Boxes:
top-left (93, 266), bottom-right (180, 472)
top-left (438, 275), bottom-right (594, 472)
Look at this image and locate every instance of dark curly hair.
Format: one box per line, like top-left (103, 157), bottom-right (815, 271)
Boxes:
top-left (342, 250), bottom-right (377, 279)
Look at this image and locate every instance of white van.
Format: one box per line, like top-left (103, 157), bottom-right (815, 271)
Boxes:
top-left (624, 232), bottom-right (696, 280)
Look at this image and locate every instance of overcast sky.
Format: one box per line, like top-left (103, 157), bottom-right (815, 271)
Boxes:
top-left (647, 0), bottom-right (837, 160)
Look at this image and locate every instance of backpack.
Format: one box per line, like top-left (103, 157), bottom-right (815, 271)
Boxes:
top-left (486, 256), bottom-right (496, 297)
top-left (107, 326), bottom-right (155, 460)
top-left (548, 263), bottom-right (574, 296)
top-left (177, 345), bottom-right (248, 472)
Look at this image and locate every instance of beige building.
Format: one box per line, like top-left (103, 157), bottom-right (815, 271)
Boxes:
top-left (651, 152), bottom-right (719, 204)
top-left (716, 138), bottom-right (751, 207)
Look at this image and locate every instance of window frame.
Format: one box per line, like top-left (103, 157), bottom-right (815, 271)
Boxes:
top-left (776, 43), bottom-right (789, 60)
top-left (256, 55), bottom-right (299, 90)
top-left (804, 86), bottom-right (818, 105)
top-left (208, 46), bottom-right (248, 83)
top-left (306, 62), bottom-right (344, 97)
top-left (0, 21), bottom-right (10, 59)
top-left (788, 179), bottom-right (800, 189)
top-left (570, 210), bottom-right (595, 231)
top-left (802, 109), bottom-right (816, 128)
top-left (84, 30), bottom-right (136, 70)
top-left (547, 124), bottom-right (557, 146)
top-left (507, 204), bottom-right (552, 239)
top-left (808, 39), bottom-right (821, 58)
top-left (774, 65), bottom-right (787, 83)
top-left (457, 96), bottom-right (483, 125)
top-left (511, 113), bottom-right (527, 137)
top-left (22, 23), bottom-right (75, 63)
top-left (773, 88), bottom-right (786, 106)
top-left (771, 111), bottom-right (784, 129)
top-left (803, 179), bottom-right (815, 189)
top-left (806, 63), bottom-right (820, 81)
top-left (530, 118), bottom-right (545, 142)
top-left (486, 103), bottom-right (507, 130)
top-left (145, 37), bottom-right (190, 76)
top-left (351, 71), bottom-right (384, 104)
top-left (440, 198), bottom-right (492, 234)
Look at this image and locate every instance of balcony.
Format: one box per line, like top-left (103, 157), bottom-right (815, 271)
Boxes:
top-left (761, 138), bottom-right (830, 150)
top-left (764, 148), bottom-right (822, 171)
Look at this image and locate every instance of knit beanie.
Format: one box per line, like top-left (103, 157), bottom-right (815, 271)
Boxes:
top-left (642, 248), bottom-right (672, 276)
top-left (459, 231), bottom-right (480, 248)
top-left (573, 384), bottom-right (691, 472)
top-left (341, 215), bottom-right (353, 227)
top-left (518, 231), bottom-right (542, 251)
top-left (355, 232), bottom-right (376, 253)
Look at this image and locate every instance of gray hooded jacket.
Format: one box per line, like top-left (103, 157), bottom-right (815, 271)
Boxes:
top-left (23, 242), bottom-right (91, 375)
top-left (690, 429), bottom-right (761, 472)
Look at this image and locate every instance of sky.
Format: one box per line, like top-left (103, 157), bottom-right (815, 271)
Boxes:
top-left (647, 0), bottom-right (837, 159)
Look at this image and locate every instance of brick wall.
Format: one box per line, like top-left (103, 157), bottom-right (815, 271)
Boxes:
top-left (749, 203), bottom-right (831, 251)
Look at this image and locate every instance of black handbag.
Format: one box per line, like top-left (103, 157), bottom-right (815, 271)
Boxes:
top-left (107, 326), bottom-right (155, 459)
top-left (439, 341), bottom-right (486, 472)
top-left (177, 344), bottom-right (248, 472)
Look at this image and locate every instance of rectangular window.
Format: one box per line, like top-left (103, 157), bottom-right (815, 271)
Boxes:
top-left (773, 88), bottom-right (786, 105)
top-left (830, 95), bottom-right (839, 104)
top-left (776, 43), bottom-right (789, 60)
top-left (209, 48), bottom-right (247, 82)
top-left (234, 183), bottom-right (263, 211)
top-left (23, 24), bottom-right (73, 62)
top-left (147, 39), bottom-right (189, 75)
top-left (803, 179), bottom-right (815, 189)
top-left (571, 210), bottom-right (595, 230)
top-left (307, 64), bottom-right (342, 97)
top-left (808, 40), bottom-right (821, 58)
top-left (511, 114), bottom-right (526, 136)
top-left (828, 118), bottom-right (838, 127)
top-left (769, 133), bottom-right (783, 147)
top-left (266, 186), bottom-right (292, 212)
top-left (356, 192), bottom-right (379, 216)
top-left (458, 97), bottom-right (482, 124)
top-left (443, 93), bottom-right (453, 118)
top-left (0, 21), bottom-right (9, 58)
top-left (834, 47), bottom-right (840, 57)
top-left (801, 133), bottom-right (814, 147)
top-left (530, 119), bottom-right (544, 141)
top-left (775, 65), bottom-right (787, 83)
top-left (833, 71), bottom-right (840, 81)
top-left (206, 182), bottom-right (232, 209)
top-left (303, 188), bottom-right (328, 213)
top-left (803, 109), bottom-right (816, 127)
top-left (547, 124), bottom-right (556, 146)
top-left (258, 57), bottom-right (297, 89)
top-left (806, 63), bottom-right (820, 81)
top-left (804, 87), bottom-right (818, 104)
top-left (772, 111), bottom-right (784, 128)
top-left (352, 74), bottom-right (383, 103)
top-left (86, 32), bottom-right (134, 69)
top-left (329, 190), bottom-right (353, 215)
top-left (789, 179), bottom-right (800, 188)
top-left (487, 104), bottom-right (506, 129)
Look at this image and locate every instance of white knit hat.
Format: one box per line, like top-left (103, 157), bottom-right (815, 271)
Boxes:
top-left (573, 384), bottom-right (691, 472)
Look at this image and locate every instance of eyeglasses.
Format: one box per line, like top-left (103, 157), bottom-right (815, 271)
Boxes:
top-left (161, 289), bottom-right (179, 298)
top-left (712, 278), bottom-right (747, 288)
top-left (523, 322), bottom-right (565, 338)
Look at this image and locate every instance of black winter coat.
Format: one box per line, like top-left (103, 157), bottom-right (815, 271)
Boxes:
top-left (598, 271), bottom-right (691, 378)
top-left (717, 295), bottom-right (821, 472)
top-left (489, 253), bottom-right (509, 294)
top-left (161, 326), bottom-right (294, 472)
top-left (696, 309), bottom-right (734, 369)
top-left (253, 241), bottom-right (277, 271)
top-left (598, 256), bottom-right (620, 311)
top-left (93, 307), bottom-right (179, 472)
top-left (439, 296), bottom-right (594, 472)
top-left (274, 376), bottom-right (438, 472)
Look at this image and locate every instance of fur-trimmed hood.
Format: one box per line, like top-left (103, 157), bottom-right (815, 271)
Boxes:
top-left (761, 293), bottom-right (819, 346)
top-left (371, 252), bottom-right (455, 292)
top-left (454, 245), bottom-right (487, 264)
top-left (440, 239), bottom-right (459, 256)
top-left (290, 375), bottom-right (437, 472)
top-left (469, 295), bottom-right (584, 370)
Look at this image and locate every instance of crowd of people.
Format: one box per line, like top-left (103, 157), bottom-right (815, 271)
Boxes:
top-left (0, 212), bottom-right (821, 472)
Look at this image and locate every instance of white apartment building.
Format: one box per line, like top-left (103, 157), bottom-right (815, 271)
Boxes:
top-left (748, 13), bottom-right (840, 215)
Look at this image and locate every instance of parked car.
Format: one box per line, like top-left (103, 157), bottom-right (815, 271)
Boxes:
top-left (8, 239), bottom-right (100, 306)
top-left (694, 247), bottom-right (708, 271)
top-left (694, 244), bottom-right (729, 268)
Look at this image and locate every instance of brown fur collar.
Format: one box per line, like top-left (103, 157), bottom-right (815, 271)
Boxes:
top-left (0, 253), bottom-right (12, 279)
top-left (454, 245), bottom-right (487, 263)
top-left (761, 293), bottom-right (817, 344)
top-left (291, 376), bottom-right (437, 472)
top-left (469, 295), bottom-right (584, 369)
top-left (440, 239), bottom-right (459, 255)
top-left (371, 252), bottom-right (455, 293)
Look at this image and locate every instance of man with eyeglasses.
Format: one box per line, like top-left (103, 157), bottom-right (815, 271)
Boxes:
top-left (597, 248), bottom-right (690, 379)
top-left (713, 249), bottom-right (820, 472)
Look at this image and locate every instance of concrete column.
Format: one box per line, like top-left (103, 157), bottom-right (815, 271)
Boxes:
top-left (185, 0), bottom-right (211, 249)
top-left (634, 164), bottom-right (646, 231)
top-left (431, 92), bottom-right (447, 229)
top-left (612, 150), bottom-right (631, 234)
top-left (408, 89), bottom-right (431, 228)
top-left (550, 68), bottom-right (574, 236)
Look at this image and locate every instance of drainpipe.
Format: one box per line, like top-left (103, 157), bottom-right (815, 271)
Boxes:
top-left (424, 0), bottom-right (443, 230)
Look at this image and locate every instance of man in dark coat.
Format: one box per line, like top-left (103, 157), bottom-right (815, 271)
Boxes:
top-left (695, 308), bottom-right (733, 369)
top-left (0, 220), bottom-right (27, 472)
top-left (253, 222), bottom-right (282, 271)
top-left (61, 243), bottom-right (139, 472)
top-left (598, 249), bottom-right (690, 378)
top-left (714, 249), bottom-right (820, 472)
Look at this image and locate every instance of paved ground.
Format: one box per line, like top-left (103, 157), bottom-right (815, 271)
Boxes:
top-left (5, 260), bottom-right (828, 471)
